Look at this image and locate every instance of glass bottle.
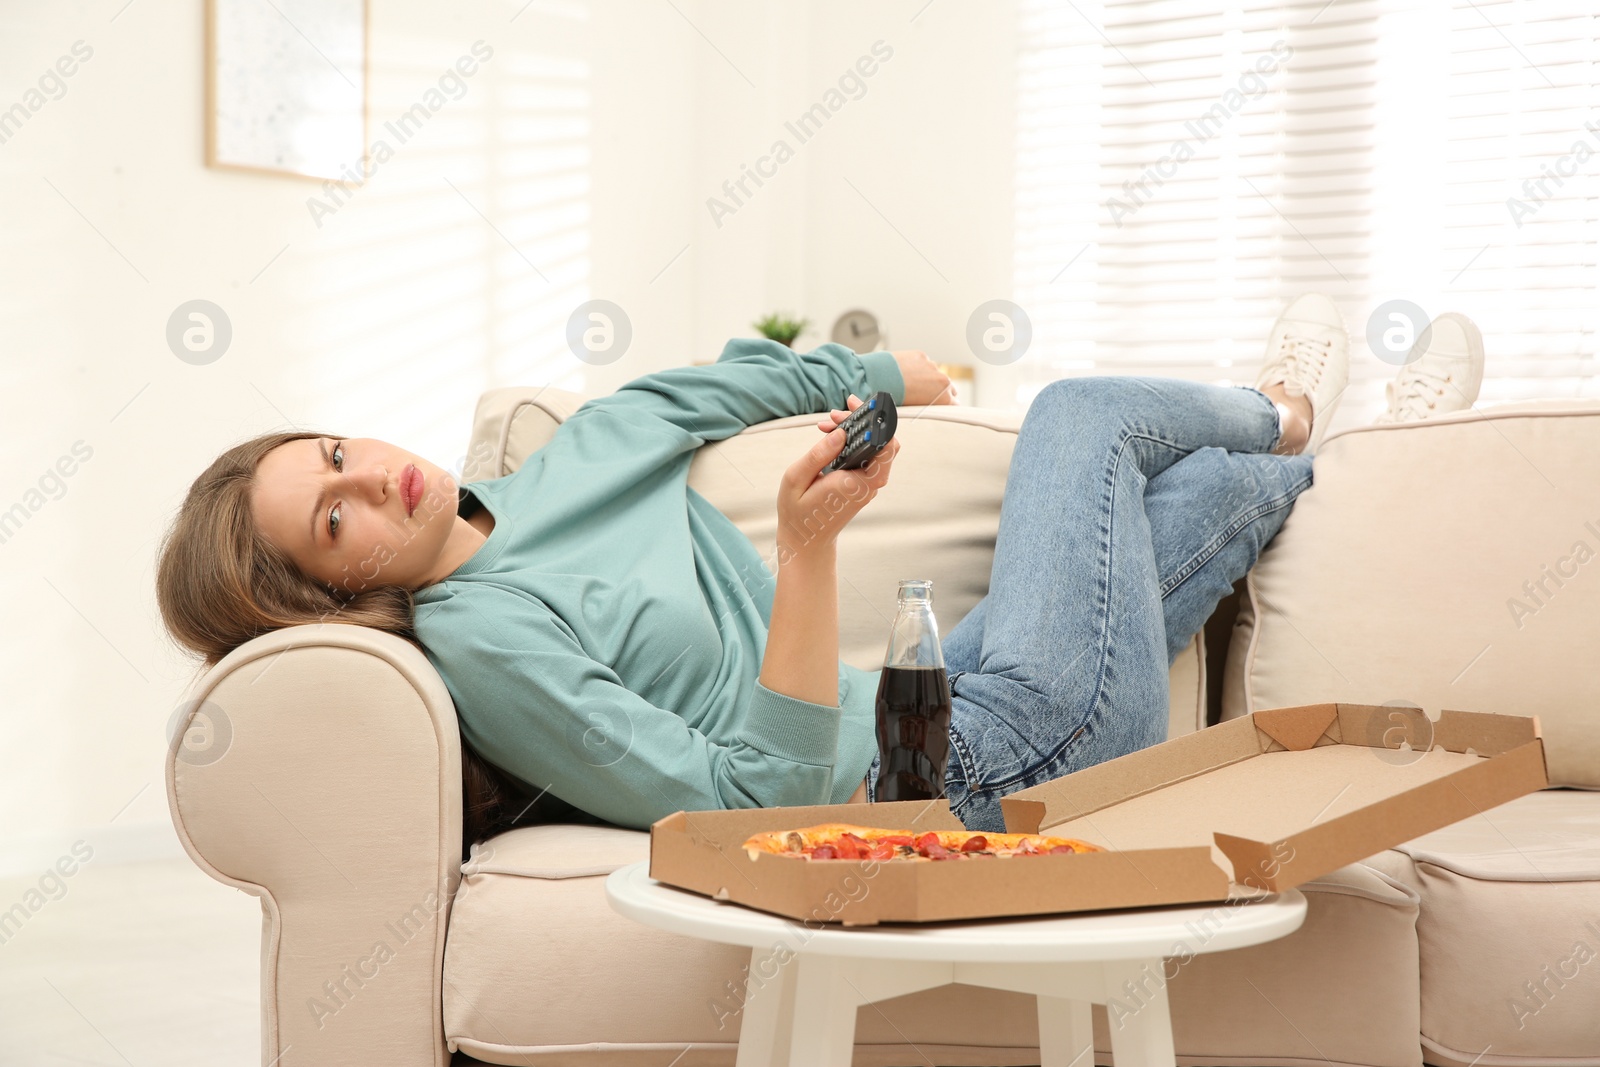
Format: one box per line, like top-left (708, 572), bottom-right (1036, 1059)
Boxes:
top-left (874, 579), bottom-right (954, 803)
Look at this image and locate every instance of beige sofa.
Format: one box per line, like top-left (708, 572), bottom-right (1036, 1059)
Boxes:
top-left (165, 385), bottom-right (1600, 1067)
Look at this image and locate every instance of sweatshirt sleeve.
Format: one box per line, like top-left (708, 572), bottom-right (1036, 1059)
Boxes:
top-left (418, 583), bottom-right (844, 830)
top-left (575, 339), bottom-right (906, 446)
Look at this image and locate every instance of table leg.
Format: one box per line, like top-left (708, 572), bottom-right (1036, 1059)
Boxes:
top-left (1037, 995), bottom-right (1095, 1067)
top-left (778, 955), bottom-right (955, 1065)
top-left (786, 955), bottom-right (862, 1067)
top-left (734, 945), bottom-right (796, 1067)
top-left (1101, 958), bottom-right (1176, 1067)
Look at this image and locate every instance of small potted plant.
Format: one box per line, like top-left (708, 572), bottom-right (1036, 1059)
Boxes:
top-left (752, 311), bottom-right (811, 348)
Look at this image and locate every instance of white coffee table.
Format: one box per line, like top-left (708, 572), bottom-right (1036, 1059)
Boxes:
top-left (606, 860), bottom-right (1305, 1067)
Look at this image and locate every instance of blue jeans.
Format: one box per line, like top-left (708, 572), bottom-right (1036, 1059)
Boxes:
top-left (866, 377), bottom-right (1316, 832)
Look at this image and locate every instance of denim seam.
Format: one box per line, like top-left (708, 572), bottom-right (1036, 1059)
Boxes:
top-left (1127, 393), bottom-right (1280, 459)
top-left (959, 413), bottom-right (1281, 799)
top-left (944, 721), bottom-right (976, 817)
top-left (964, 427), bottom-right (1181, 796)
top-left (1157, 470), bottom-right (1313, 598)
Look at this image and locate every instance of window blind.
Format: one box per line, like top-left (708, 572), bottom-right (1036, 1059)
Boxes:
top-left (1440, 0), bottom-right (1599, 399)
top-left (1013, 0), bottom-right (1599, 414)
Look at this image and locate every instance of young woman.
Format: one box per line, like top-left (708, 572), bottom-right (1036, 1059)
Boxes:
top-left (154, 296), bottom-right (1483, 844)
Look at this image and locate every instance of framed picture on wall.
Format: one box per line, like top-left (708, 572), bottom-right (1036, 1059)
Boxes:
top-left (205, 0), bottom-right (368, 181)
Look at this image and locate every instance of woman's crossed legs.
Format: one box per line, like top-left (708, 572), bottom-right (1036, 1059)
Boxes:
top-left (867, 376), bottom-right (1315, 832)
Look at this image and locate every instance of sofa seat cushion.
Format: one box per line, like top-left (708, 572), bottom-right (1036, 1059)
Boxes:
top-left (1364, 790), bottom-right (1600, 1067)
top-left (443, 826), bottom-right (1423, 1066)
top-left (461, 823), bottom-right (650, 880)
top-left (443, 826), bottom-right (1051, 1065)
top-left (1122, 860), bottom-right (1425, 1067)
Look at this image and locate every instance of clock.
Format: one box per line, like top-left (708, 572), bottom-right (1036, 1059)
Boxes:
top-left (830, 308), bottom-right (883, 354)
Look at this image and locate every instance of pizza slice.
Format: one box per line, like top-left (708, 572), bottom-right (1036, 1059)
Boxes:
top-left (742, 822), bottom-right (1102, 861)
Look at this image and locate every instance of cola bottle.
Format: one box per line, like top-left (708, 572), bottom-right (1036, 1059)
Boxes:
top-left (874, 579), bottom-right (954, 803)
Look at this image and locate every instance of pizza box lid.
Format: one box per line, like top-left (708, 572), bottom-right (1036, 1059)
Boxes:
top-left (646, 703), bottom-right (1547, 925)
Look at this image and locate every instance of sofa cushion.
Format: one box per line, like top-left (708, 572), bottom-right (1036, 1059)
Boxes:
top-left (1221, 401), bottom-right (1600, 787)
top-left (1141, 861), bottom-right (1424, 1067)
top-left (466, 384), bottom-right (1029, 673)
top-left (444, 824), bottom-right (1051, 1065)
top-left (444, 827), bottom-right (1424, 1066)
top-left (687, 405), bottom-right (1028, 674)
top-left (1364, 790), bottom-right (1600, 1067)
top-left (462, 385), bottom-right (585, 484)
top-left (461, 824), bottom-right (650, 880)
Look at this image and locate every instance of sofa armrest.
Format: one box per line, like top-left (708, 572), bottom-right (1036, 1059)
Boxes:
top-left (165, 623), bottom-right (462, 1067)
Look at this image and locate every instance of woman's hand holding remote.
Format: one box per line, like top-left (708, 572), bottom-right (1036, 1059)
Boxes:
top-left (760, 394), bottom-right (901, 711)
top-left (777, 394), bottom-right (901, 561)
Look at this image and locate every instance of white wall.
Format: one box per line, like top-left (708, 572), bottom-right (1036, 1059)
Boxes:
top-left (688, 2), bottom-right (1017, 402)
top-left (0, 0), bottom-right (700, 873)
top-left (0, 0), bottom-right (1018, 874)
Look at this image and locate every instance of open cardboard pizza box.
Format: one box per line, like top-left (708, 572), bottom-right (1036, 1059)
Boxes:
top-left (647, 703), bottom-right (1548, 925)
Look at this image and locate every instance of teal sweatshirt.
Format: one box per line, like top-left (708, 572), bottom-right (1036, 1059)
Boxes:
top-left (413, 339), bottom-right (907, 831)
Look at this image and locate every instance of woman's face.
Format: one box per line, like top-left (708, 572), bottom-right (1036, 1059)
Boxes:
top-left (252, 437), bottom-right (461, 593)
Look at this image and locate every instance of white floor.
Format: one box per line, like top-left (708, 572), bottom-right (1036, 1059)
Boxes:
top-left (0, 856), bottom-right (260, 1067)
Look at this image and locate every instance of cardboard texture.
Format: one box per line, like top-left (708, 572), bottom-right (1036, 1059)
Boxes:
top-left (647, 703), bottom-right (1548, 925)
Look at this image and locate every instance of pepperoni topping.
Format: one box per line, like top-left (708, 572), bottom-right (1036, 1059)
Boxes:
top-left (778, 828), bottom-right (1095, 860)
top-left (832, 833), bottom-right (868, 859)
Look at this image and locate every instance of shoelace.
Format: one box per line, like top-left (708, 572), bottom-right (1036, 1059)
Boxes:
top-left (1384, 363), bottom-right (1456, 421)
top-left (1271, 335), bottom-right (1331, 398)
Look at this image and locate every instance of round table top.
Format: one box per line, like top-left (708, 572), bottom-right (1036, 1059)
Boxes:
top-left (604, 861), bottom-right (1306, 963)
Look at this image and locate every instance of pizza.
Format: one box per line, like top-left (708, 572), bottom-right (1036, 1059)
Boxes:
top-left (742, 822), bottom-right (1102, 862)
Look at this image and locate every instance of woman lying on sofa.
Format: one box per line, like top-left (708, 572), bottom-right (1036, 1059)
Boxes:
top-left (155, 296), bottom-right (1485, 842)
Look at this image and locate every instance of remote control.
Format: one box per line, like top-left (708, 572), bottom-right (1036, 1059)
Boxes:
top-left (821, 391), bottom-right (898, 475)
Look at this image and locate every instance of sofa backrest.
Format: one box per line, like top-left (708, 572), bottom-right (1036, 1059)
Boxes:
top-left (464, 384), bottom-right (1026, 672)
top-left (1223, 399), bottom-right (1600, 788)
top-left (466, 383), bottom-right (1211, 738)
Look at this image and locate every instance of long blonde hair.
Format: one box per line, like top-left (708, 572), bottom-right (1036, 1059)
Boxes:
top-left (155, 430), bottom-right (535, 849)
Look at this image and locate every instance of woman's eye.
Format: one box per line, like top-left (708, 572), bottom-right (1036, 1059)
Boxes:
top-left (327, 441), bottom-right (344, 540)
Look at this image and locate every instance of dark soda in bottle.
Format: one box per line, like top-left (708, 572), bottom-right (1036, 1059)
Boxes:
top-left (874, 579), bottom-right (953, 803)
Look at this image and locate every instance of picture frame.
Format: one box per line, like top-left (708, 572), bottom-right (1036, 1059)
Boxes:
top-left (204, 0), bottom-right (369, 182)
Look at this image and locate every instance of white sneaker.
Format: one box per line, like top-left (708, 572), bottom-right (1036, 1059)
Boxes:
top-left (1373, 312), bottom-right (1484, 424)
top-left (1254, 293), bottom-right (1350, 454)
